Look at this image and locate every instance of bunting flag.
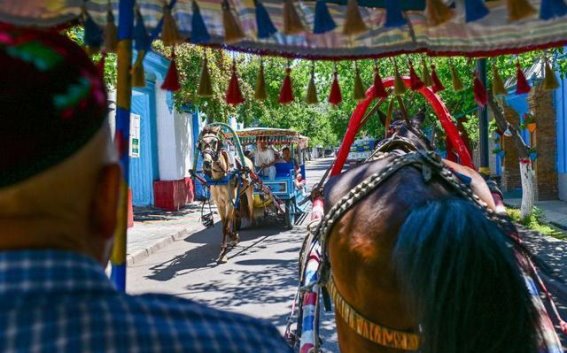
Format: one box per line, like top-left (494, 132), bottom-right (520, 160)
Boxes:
top-left (161, 5), bottom-right (183, 46)
top-left (409, 61), bottom-right (424, 91)
top-left (373, 63), bottom-right (388, 98)
top-left (465, 0), bottom-right (490, 22)
top-left (540, 0), bottom-right (567, 20)
top-left (343, 0), bottom-right (368, 36)
top-left (328, 69), bottom-right (342, 105)
top-left (192, 1), bottom-right (211, 44)
top-left (161, 51), bottom-right (181, 92)
top-left (313, 0), bottom-right (336, 34)
top-left (283, 0), bottom-right (306, 35)
top-left (222, 0), bottom-right (246, 43)
top-left (254, 0), bottom-right (277, 39)
top-left (384, 0), bottom-right (407, 27)
top-left (507, 0), bottom-right (536, 21)
top-left (430, 64), bottom-right (444, 92)
top-left (426, 0), bottom-right (454, 26)
top-left (197, 57), bottom-right (213, 97)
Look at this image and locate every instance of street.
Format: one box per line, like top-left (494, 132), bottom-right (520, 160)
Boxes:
top-left (127, 158), bottom-right (339, 352)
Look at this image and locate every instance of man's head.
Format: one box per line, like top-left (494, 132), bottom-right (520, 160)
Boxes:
top-left (282, 147), bottom-right (291, 160)
top-left (257, 139), bottom-right (267, 151)
top-left (0, 25), bottom-right (120, 264)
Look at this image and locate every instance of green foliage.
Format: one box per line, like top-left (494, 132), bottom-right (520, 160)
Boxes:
top-left (507, 207), bottom-right (566, 240)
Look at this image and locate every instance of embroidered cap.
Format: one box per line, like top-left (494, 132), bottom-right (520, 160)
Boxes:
top-left (0, 25), bottom-right (107, 188)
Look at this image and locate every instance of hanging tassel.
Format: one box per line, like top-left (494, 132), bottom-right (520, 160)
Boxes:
top-left (328, 68), bottom-right (342, 106)
top-left (132, 58), bottom-right (146, 88)
top-left (162, 5), bottom-right (183, 46)
top-left (254, 0), bottom-right (277, 39)
top-left (373, 63), bottom-right (388, 98)
top-left (543, 59), bottom-right (559, 91)
top-left (465, 0), bottom-right (490, 22)
top-left (313, 0), bottom-right (337, 34)
top-left (192, 0), bottom-right (211, 44)
top-left (473, 71), bottom-right (488, 107)
top-left (393, 62), bottom-right (407, 96)
top-left (430, 64), bottom-right (445, 92)
top-left (449, 61), bottom-right (464, 91)
top-left (492, 64), bottom-right (508, 96)
top-left (507, 0), bottom-right (536, 21)
top-left (161, 51), bottom-right (181, 92)
top-left (426, 0), bottom-right (454, 26)
top-left (421, 58), bottom-right (433, 87)
top-left (226, 60), bottom-right (245, 105)
top-left (540, 0), bottom-right (567, 20)
top-left (197, 57), bottom-right (213, 97)
top-left (306, 63), bottom-right (319, 104)
top-left (104, 9), bottom-right (118, 52)
top-left (343, 0), bottom-right (368, 36)
top-left (353, 63), bottom-right (366, 100)
top-left (134, 10), bottom-right (150, 52)
top-left (409, 61), bottom-right (424, 91)
top-left (515, 60), bottom-right (531, 94)
top-left (283, 0), bottom-right (306, 35)
top-left (255, 60), bottom-right (268, 100)
top-left (279, 65), bottom-right (294, 104)
top-left (83, 12), bottom-right (103, 55)
top-left (223, 0), bottom-right (246, 43)
top-left (384, 0), bottom-right (407, 27)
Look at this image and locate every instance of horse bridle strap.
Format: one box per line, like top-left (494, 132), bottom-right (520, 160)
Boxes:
top-left (327, 278), bottom-right (420, 351)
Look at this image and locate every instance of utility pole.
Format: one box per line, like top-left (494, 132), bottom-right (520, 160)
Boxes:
top-left (477, 58), bottom-right (490, 175)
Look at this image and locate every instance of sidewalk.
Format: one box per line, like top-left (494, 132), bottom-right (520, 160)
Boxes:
top-left (503, 195), bottom-right (567, 230)
top-left (126, 203), bottom-right (206, 265)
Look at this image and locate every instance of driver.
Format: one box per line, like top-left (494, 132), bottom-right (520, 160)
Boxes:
top-left (254, 138), bottom-right (276, 180)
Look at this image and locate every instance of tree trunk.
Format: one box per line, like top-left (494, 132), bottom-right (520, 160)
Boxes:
top-left (519, 160), bottom-right (535, 219)
top-left (487, 92), bottom-right (535, 217)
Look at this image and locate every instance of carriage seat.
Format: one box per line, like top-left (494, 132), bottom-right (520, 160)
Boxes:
top-left (275, 162), bottom-right (294, 178)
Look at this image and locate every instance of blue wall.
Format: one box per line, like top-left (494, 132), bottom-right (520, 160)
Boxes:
top-left (556, 74), bottom-right (567, 174)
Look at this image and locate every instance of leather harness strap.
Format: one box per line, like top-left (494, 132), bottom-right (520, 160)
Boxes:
top-left (326, 278), bottom-right (420, 351)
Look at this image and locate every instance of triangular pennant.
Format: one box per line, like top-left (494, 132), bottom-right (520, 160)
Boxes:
top-left (223, 0), bottom-right (246, 43)
top-left (465, 0), bottom-right (490, 22)
top-left (515, 61), bottom-right (531, 94)
top-left (283, 0), bottom-right (306, 35)
top-left (543, 59), bottom-right (560, 91)
top-left (255, 61), bottom-right (268, 100)
top-left (449, 61), bottom-right (464, 91)
top-left (161, 52), bottom-right (181, 91)
top-left (83, 12), bottom-right (103, 54)
top-left (328, 70), bottom-right (342, 105)
top-left (430, 64), bottom-right (445, 92)
top-left (306, 63), bottom-right (319, 104)
top-left (507, 0), bottom-right (536, 21)
top-left (313, 0), bottom-right (336, 34)
top-left (373, 65), bottom-right (388, 98)
top-left (409, 61), bottom-right (424, 91)
top-left (279, 67), bottom-right (294, 104)
top-left (134, 10), bottom-right (150, 52)
top-left (492, 64), bottom-right (508, 96)
top-left (343, 0), bottom-right (368, 35)
top-left (226, 61), bottom-right (245, 105)
top-left (540, 0), bottom-right (567, 20)
top-left (197, 57), bottom-right (213, 97)
top-left (192, 1), bottom-right (211, 44)
top-left (393, 62), bottom-right (407, 95)
top-left (161, 5), bottom-right (183, 46)
top-left (384, 0), bottom-right (407, 27)
top-left (426, 0), bottom-right (454, 26)
top-left (353, 63), bottom-right (366, 100)
top-left (254, 0), bottom-right (277, 39)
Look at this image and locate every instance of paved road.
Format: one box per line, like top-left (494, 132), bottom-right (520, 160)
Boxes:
top-left (127, 158), bottom-right (340, 352)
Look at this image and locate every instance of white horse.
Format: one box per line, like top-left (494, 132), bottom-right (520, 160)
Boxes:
top-left (198, 126), bottom-right (255, 263)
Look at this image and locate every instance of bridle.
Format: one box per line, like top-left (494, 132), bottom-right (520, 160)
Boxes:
top-left (198, 132), bottom-right (228, 177)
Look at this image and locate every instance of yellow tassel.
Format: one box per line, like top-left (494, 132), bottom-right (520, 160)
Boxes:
top-left (507, 0), bottom-right (536, 21)
top-left (255, 61), bottom-right (268, 100)
top-left (421, 58), bottom-right (432, 87)
top-left (543, 60), bottom-right (559, 91)
top-left (394, 63), bottom-right (407, 96)
top-left (426, 0), bottom-right (454, 26)
top-left (162, 6), bottom-right (183, 46)
top-left (197, 57), bottom-right (213, 97)
top-left (353, 63), bottom-right (366, 100)
top-left (343, 0), bottom-right (368, 36)
top-left (104, 10), bottom-right (118, 52)
top-left (306, 77), bottom-right (319, 104)
top-left (131, 51), bottom-right (146, 88)
top-left (449, 61), bottom-right (464, 91)
top-left (222, 0), bottom-right (246, 43)
top-left (283, 0), bottom-right (306, 35)
top-left (492, 64), bottom-right (507, 96)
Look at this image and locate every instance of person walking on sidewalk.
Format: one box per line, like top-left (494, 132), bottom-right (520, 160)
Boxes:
top-left (0, 26), bottom-right (292, 353)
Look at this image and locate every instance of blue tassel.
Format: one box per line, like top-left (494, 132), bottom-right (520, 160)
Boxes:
top-left (134, 11), bottom-right (150, 51)
top-left (254, 0), bottom-right (277, 38)
top-left (313, 0), bottom-right (337, 34)
top-left (84, 13), bottom-right (103, 49)
top-left (384, 0), bottom-right (407, 28)
top-left (540, 0), bottom-right (567, 20)
top-left (465, 0), bottom-right (490, 22)
top-left (192, 1), bottom-right (211, 43)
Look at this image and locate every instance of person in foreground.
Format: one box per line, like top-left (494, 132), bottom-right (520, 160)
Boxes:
top-left (0, 26), bottom-right (292, 353)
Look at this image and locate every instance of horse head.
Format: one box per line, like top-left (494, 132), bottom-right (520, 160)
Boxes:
top-left (198, 126), bottom-right (226, 178)
top-left (381, 108), bottom-right (434, 153)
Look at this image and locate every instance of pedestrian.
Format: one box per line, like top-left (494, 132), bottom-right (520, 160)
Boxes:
top-left (0, 25), bottom-right (292, 353)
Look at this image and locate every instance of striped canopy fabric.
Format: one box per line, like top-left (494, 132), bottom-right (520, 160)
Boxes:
top-left (0, 0), bottom-right (566, 59)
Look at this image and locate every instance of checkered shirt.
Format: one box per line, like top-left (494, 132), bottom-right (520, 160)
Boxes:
top-left (0, 250), bottom-right (293, 353)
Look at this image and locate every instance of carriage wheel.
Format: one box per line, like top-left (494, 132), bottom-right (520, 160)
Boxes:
top-left (285, 199), bottom-right (295, 230)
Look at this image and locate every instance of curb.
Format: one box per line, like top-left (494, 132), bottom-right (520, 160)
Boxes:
top-left (126, 227), bottom-right (202, 266)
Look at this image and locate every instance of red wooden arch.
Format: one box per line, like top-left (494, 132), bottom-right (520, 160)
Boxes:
top-left (330, 77), bottom-right (474, 176)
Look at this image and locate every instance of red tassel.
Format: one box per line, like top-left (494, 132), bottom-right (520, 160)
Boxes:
top-left (373, 65), bottom-right (388, 98)
top-left (161, 51), bottom-right (181, 91)
top-left (516, 61), bottom-right (531, 94)
top-left (226, 60), bottom-right (245, 106)
top-left (473, 71), bottom-right (487, 107)
top-left (430, 64), bottom-right (445, 92)
top-left (279, 67), bottom-right (294, 104)
top-left (328, 70), bottom-right (342, 106)
top-left (409, 61), bottom-right (424, 91)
